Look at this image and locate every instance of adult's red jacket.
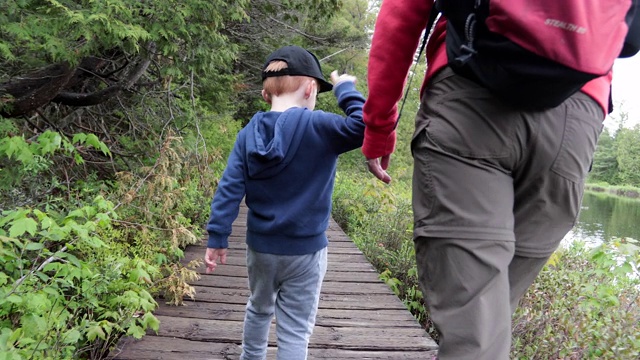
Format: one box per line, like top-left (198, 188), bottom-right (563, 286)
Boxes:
top-left (362, 0), bottom-right (612, 160)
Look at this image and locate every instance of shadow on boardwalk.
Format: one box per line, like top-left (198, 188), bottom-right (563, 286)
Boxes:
top-left (110, 204), bottom-right (438, 359)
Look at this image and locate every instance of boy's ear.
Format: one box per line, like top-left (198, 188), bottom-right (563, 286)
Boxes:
top-left (261, 89), bottom-right (271, 104)
top-left (304, 80), bottom-right (316, 99)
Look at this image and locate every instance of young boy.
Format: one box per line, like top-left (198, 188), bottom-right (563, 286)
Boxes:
top-left (204, 45), bottom-right (365, 360)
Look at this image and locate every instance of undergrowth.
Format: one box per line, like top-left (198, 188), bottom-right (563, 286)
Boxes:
top-left (0, 116), bottom-right (239, 359)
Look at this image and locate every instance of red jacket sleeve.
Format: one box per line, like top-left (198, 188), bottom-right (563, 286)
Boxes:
top-left (362, 0), bottom-right (435, 159)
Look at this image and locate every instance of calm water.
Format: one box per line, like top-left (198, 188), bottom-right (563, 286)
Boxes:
top-left (563, 191), bottom-right (640, 245)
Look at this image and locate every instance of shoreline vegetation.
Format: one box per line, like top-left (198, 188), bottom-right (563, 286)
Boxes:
top-left (585, 182), bottom-right (640, 199)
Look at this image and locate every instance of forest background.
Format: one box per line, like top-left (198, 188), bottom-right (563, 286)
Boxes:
top-left (1, 1), bottom-right (639, 359)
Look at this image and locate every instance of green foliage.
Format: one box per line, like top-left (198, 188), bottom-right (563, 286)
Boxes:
top-left (0, 117), bottom-right (240, 356)
top-left (1, 0), bottom-right (247, 76)
top-left (0, 197), bottom-right (160, 359)
top-left (228, 0), bottom-right (369, 121)
top-left (0, 118), bottom-right (17, 137)
top-left (512, 240), bottom-right (640, 359)
top-left (614, 125), bottom-right (640, 186)
top-left (589, 128), bottom-right (618, 183)
top-left (0, 130), bottom-right (109, 168)
top-left (114, 135), bottom-right (202, 257)
top-left (0, 130), bottom-right (112, 210)
top-left (1, 0), bottom-right (251, 186)
top-left (589, 115), bottom-right (640, 188)
top-left (379, 267), bottom-right (436, 337)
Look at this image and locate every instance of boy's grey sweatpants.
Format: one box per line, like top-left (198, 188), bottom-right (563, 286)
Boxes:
top-left (241, 246), bottom-right (328, 360)
top-left (411, 67), bottom-right (603, 360)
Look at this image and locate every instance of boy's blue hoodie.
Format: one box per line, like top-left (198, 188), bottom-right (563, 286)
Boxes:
top-left (206, 81), bottom-right (365, 255)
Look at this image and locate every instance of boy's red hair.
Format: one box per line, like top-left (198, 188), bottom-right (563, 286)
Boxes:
top-left (263, 61), bottom-right (317, 96)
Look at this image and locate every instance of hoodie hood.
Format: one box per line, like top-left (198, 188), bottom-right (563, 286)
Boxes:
top-left (245, 107), bottom-right (311, 179)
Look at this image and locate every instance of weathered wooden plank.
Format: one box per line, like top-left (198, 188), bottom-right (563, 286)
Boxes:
top-left (154, 302), bottom-right (421, 327)
top-left (193, 264), bottom-right (248, 278)
top-left (187, 247), bottom-right (374, 263)
top-left (194, 265), bottom-right (383, 283)
top-left (112, 336), bottom-right (437, 360)
top-left (182, 251), bottom-right (377, 271)
top-left (147, 315), bottom-right (435, 351)
top-left (195, 239), bottom-right (363, 249)
top-left (316, 270), bottom-right (384, 282)
top-left (155, 301), bottom-right (247, 321)
top-left (110, 337), bottom-right (238, 360)
top-left (190, 286), bottom-right (409, 310)
top-left (190, 243), bottom-right (365, 256)
top-left (193, 275), bottom-right (394, 295)
top-left (193, 233), bottom-right (364, 249)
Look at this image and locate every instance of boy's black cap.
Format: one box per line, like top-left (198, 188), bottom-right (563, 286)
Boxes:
top-left (262, 45), bottom-right (333, 93)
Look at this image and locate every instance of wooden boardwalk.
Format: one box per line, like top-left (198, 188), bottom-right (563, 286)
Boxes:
top-left (110, 204), bottom-right (437, 359)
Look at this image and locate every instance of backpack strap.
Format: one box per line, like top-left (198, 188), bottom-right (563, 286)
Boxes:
top-left (425, 4), bottom-right (441, 45)
top-left (396, 5), bottom-right (441, 126)
top-left (612, 0), bottom-right (639, 114)
top-left (620, 0), bottom-right (640, 57)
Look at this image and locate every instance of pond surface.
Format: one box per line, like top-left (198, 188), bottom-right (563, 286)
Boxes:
top-left (563, 191), bottom-right (640, 245)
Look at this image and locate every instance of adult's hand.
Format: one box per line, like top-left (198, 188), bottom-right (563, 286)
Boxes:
top-left (366, 155), bottom-right (392, 184)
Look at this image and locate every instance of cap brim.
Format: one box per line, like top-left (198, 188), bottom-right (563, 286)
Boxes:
top-left (317, 79), bottom-right (333, 93)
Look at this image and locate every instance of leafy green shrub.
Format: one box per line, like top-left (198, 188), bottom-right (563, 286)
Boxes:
top-left (512, 239), bottom-right (640, 359)
top-left (0, 198), bottom-right (159, 359)
top-left (0, 131), bottom-right (111, 211)
top-left (0, 126), bottom-right (233, 358)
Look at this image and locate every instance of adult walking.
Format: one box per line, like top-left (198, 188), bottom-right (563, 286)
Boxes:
top-left (362, 0), bottom-right (634, 359)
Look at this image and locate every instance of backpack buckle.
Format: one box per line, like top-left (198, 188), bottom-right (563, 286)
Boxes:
top-left (454, 44), bottom-right (477, 66)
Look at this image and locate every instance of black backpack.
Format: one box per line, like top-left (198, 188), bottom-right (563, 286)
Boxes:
top-left (621, 1), bottom-right (640, 57)
top-left (430, 0), bottom-right (639, 110)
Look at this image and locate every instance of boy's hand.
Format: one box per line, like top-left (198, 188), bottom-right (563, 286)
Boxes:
top-left (205, 248), bottom-right (227, 274)
top-left (330, 70), bottom-right (356, 86)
